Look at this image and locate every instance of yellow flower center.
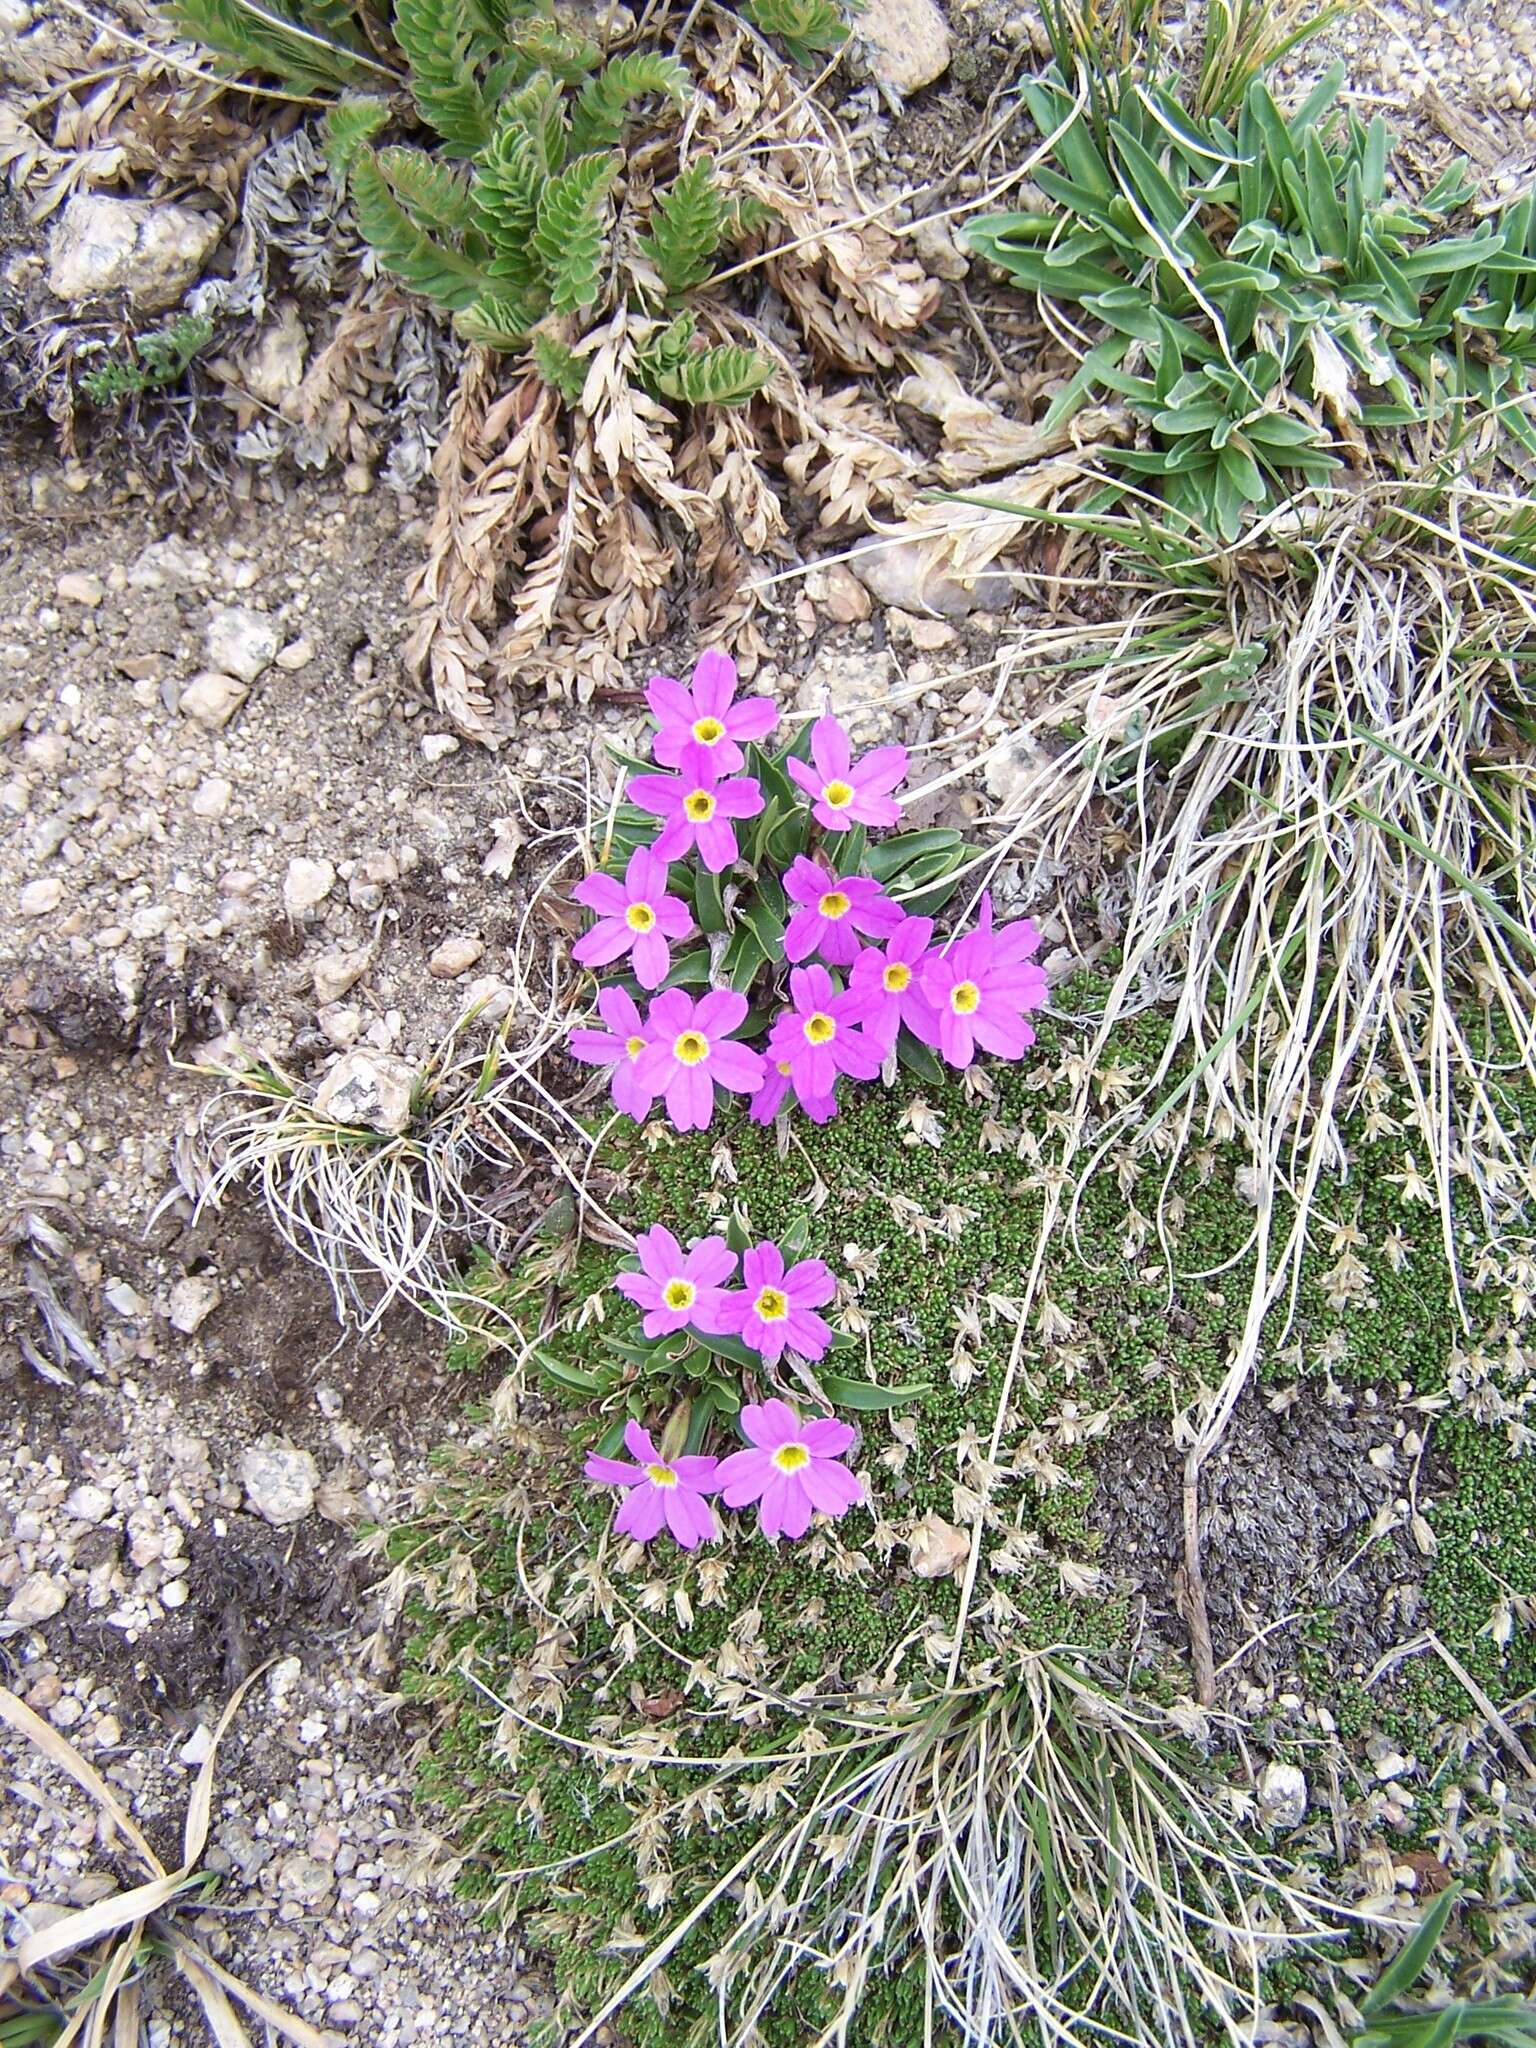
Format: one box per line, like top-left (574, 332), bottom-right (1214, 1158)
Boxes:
top-left (771, 1443), bottom-right (810, 1473)
top-left (818, 889), bottom-right (851, 920)
top-left (692, 716), bottom-right (725, 745)
top-left (804, 1012), bottom-right (836, 1045)
top-left (754, 1285), bottom-right (789, 1321)
top-left (624, 1035), bottom-right (646, 1060)
top-left (950, 981), bottom-right (981, 1016)
top-left (626, 901), bottom-right (657, 932)
top-left (674, 1030), bottom-right (711, 1066)
top-left (882, 961), bottom-right (911, 994)
top-left (775, 1059), bottom-right (792, 1076)
top-left (822, 779), bottom-right (854, 809)
top-left (663, 1278), bottom-right (696, 1312)
top-left (646, 1463), bottom-right (679, 1489)
top-left (684, 789), bottom-right (717, 823)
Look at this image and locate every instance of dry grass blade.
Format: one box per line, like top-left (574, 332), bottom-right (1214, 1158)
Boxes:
top-left (0, 1667), bottom-right (338, 2047)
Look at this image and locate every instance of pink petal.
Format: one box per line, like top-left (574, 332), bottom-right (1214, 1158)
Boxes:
top-left (786, 757), bottom-right (820, 800)
top-left (646, 673), bottom-right (694, 725)
top-left (724, 695), bottom-right (778, 742)
top-left (568, 1028), bottom-right (624, 1067)
top-left (597, 986), bottom-right (644, 1036)
top-left (710, 1042), bottom-right (764, 1094)
top-left (650, 817), bottom-right (692, 863)
top-left (712, 778), bottom-right (765, 819)
top-left (757, 1470), bottom-right (792, 1539)
top-left (694, 816), bottom-right (738, 872)
top-left (777, 1476), bottom-right (814, 1540)
top-left (615, 1484), bottom-right (666, 1542)
top-left (754, 1398), bottom-right (802, 1447)
top-left (800, 1457), bottom-right (862, 1517)
top-left (573, 918), bottom-right (635, 969)
top-left (623, 1418), bottom-right (660, 1463)
top-left (629, 772), bottom-right (682, 815)
top-left (684, 1237), bottom-right (737, 1287)
top-left (669, 1063), bottom-right (714, 1131)
top-left (811, 715), bottom-right (851, 778)
top-left (690, 650), bottom-right (738, 718)
top-left (663, 1486), bottom-right (715, 1549)
top-left (654, 896), bottom-right (694, 937)
top-left (800, 1416), bottom-right (856, 1456)
top-left (851, 745), bottom-right (907, 796)
top-left (783, 910), bottom-right (821, 963)
top-left (672, 1455), bottom-right (721, 1489)
top-left (631, 927), bottom-right (670, 988)
top-left (694, 989), bottom-right (749, 1036)
top-left (716, 1446), bottom-right (772, 1505)
top-left (782, 1307), bottom-right (832, 1360)
top-left (613, 1270), bottom-right (660, 1311)
top-left (573, 871), bottom-right (628, 915)
top-left (584, 1454), bottom-right (643, 1485)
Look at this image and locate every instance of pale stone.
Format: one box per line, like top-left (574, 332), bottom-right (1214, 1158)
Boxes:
top-left (167, 1274), bottom-right (221, 1334)
top-left (240, 300), bottom-right (307, 406)
top-left (179, 671), bottom-right (247, 729)
top-left (191, 775), bottom-right (233, 819)
top-left (428, 934), bottom-right (484, 979)
top-left (20, 877), bottom-right (62, 916)
top-left (48, 193), bottom-right (222, 310)
top-left (312, 1050), bottom-right (417, 1135)
top-left (66, 1483), bottom-right (113, 1523)
top-left (240, 1437), bottom-right (318, 1526)
top-left (205, 607), bottom-right (279, 683)
top-left (859, 0), bottom-right (950, 93)
top-left (1258, 1760), bottom-right (1308, 1829)
top-left (312, 946), bottom-right (371, 1005)
top-left (283, 856), bottom-right (336, 916)
top-left (4, 1574), bottom-right (67, 1629)
top-left (421, 732), bottom-right (459, 763)
top-left (56, 571), bottom-right (104, 606)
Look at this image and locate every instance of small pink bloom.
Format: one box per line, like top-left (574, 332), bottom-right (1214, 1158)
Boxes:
top-left (787, 716), bottom-right (908, 831)
top-left (718, 1239), bottom-right (835, 1365)
top-left (633, 988), bottom-right (764, 1132)
top-left (585, 1419), bottom-right (720, 1549)
top-left (614, 1225), bottom-right (737, 1338)
top-left (763, 965), bottom-right (881, 1122)
top-left (568, 985), bottom-right (658, 1121)
top-left (847, 915), bottom-right (940, 1054)
top-left (714, 1399), bottom-right (863, 1541)
top-left (748, 1056), bottom-right (837, 1126)
top-left (920, 914), bottom-right (1048, 1069)
top-left (647, 650), bottom-right (778, 774)
top-left (572, 846), bottom-right (693, 990)
top-left (629, 761), bottom-right (765, 873)
top-left (782, 855), bottom-right (902, 967)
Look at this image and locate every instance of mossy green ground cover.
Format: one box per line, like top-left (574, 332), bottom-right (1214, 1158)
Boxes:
top-left (391, 1010), bottom-right (1535, 2044)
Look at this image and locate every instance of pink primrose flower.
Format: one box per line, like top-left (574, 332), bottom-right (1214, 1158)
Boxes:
top-left (920, 914), bottom-right (1048, 1069)
top-left (614, 1224), bottom-right (737, 1338)
top-left (632, 988), bottom-right (764, 1131)
top-left (646, 651), bottom-right (778, 774)
top-left (713, 1399), bottom-right (862, 1540)
top-left (628, 761), bottom-right (765, 873)
top-left (787, 716), bottom-right (908, 831)
top-left (584, 1419), bottom-right (719, 1549)
top-left (572, 846), bottom-right (693, 989)
top-left (718, 1239), bottom-right (836, 1365)
top-left (782, 856), bottom-right (902, 967)
top-left (846, 915), bottom-right (940, 1054)
top-left (568, 985), bottom-right (659, 1121)
top-left (763, 966), bottom-right (882, 1121)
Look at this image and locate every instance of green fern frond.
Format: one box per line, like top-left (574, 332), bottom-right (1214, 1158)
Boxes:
top-left (567, 50), bottom-right (689, 156)
top-left (375, 144), bottom-right (478, 240)
top-left (638, 156), bottom-right (727, 299)
top-left (350, 150), bottom-right (488, 309)
top-left (740, 0), bottom-right (847, 65)
top-left (470, 128), bottom-right (546, 294)
top-left (532, 331), bottom-right (588, 403)
top-left (164, 0), bottom-right (389, 90)
top-left (500, 75), bottom-right (569, 176)
top-left (461, 0), bottom-right (537, 38)
top-left (725, 192), bottom-right (776, 241)
top-left (533, 153), bottom-right (615, 315)
top-left (394, 0), bottom-right (492, 152)
top-left (455, 290), bottom-right (543, 348)
top-left (636, 317), bottom-right (772, 405)
top-left (324, 94), bottom-right (390, 176)
top-left (508, 15), bottom-right (601, 84)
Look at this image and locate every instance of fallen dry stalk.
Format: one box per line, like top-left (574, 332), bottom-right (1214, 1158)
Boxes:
top-left (0, 1667), bottom-right (337, 2047)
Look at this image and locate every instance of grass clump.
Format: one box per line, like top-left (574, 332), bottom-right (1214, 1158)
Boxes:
top-left (966, 10), bottom-right (1536, 537)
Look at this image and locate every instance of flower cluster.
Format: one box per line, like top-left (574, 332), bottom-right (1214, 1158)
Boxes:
top-left (585, 1403), bottom-right (863, 1551)
top-left (585, 1225), bottom-right (863, 1550)
top-left (567, 650), bottom-right (1050, 1132)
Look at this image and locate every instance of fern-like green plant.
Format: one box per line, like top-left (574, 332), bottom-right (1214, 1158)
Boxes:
top-left (78, 313), bottom-right (215, 404)
top-left (177, 0), bottom-right (774, 408)
top-left (738, 0), bottom-right (848, 67)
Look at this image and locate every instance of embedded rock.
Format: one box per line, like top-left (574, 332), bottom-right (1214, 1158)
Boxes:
top-left (240, 1436), bottom-right (318, 1526)
top-left (312, 1049), bottom-right (416, 1135)
top-left (48, 193), bottom-right (221, 310)
top-left (859, 0), bottom-right (951, 94)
